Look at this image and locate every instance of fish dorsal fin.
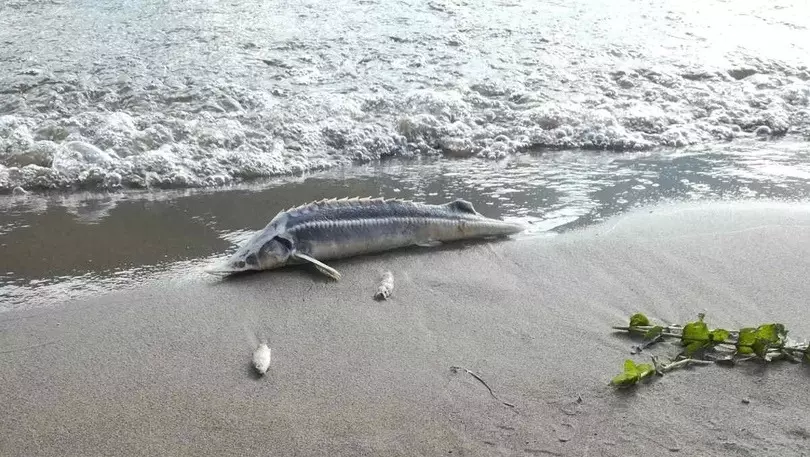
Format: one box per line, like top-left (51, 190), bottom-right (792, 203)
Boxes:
top-left (445, 199), bottom-right (478, 215)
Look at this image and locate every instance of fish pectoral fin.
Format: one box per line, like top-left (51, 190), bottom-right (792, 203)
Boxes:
top-left (292, 253), bottom-right (342, 280)
top-left (314, 263), bottom-right (342, 281)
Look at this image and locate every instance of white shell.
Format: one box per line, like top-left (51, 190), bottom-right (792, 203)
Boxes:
top-left (252, 343), bottom-right (272, 375)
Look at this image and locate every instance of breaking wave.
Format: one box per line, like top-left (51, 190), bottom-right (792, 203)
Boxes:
top-left (1, 0), bottom-right (808, 193)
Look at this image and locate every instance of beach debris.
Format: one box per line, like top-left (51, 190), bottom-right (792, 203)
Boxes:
top-left (374, 271), bottom-right (394, 300)
top-left (252, 342), bottom-right (272, 375)
top-left (610, 312), bottom-right (809, 389)
top-left (205, 197), bottom-right (525, 279)
top-left (450, 365), bottom-right (515, 408)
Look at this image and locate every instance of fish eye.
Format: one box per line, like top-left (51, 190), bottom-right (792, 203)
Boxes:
top-left (233, 260), bottom-right (246, 269)
top-left (245, 254), bottom-right (258, 266)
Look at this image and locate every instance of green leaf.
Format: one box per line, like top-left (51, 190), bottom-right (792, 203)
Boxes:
top-left (636, 363), bottom-right (655, 380)
top-left (629, 313), bottom-right (650, 328)
top-left (611, 372), bottom-right (638, 387)
top-left (739, 324), bottom-right (787, 359)
top-left (752, 338), bottom-right (771, 358)
top-left (623, 359), bottom-right (636, 372)
top-left (737, 327), bottom-right (757, 355)
top-left (682, 316), bottom-right (709, 340)
top-left (611, 359), bottom-right (655, 387)
top-left (684, 341), bottom-right (706, 357)
top-left (611, 360), bottom-right (639, 387)
top-left (643, 325), bottom-right (663, 341)
top-left (681, 316), bottom-right (710, 355)
top-left (755, 324), bottom-right (785, 345)
top-left (710, 328), bottom-right (730, 344)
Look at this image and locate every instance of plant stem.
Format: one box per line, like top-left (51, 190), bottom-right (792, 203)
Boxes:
top-left (612, 326), bottom-right (682, 338)
top-left (657, 358), bottom-right (712, 373)
top-left (614, 326), bottom-right (809, 356)
top-left (777, 346), bottom-right (808, 355)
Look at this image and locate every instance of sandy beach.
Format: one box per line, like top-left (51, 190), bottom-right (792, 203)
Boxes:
top-left (2, 200), bottom-right (810, 456)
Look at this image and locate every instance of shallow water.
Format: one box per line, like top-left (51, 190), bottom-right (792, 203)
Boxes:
top-left (1, 0), bottom-right (809, 191)
top-left (4, 142), bottom-right (810, 312)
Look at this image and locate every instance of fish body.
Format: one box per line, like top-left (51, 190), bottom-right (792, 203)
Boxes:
top-left (252, 343), bottom-right (271, 375)
top-left (207, 197), bottom-right (525, 278)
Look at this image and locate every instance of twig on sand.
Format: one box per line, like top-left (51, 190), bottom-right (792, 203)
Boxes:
top-left (450, 365), bottom-right (515, 408)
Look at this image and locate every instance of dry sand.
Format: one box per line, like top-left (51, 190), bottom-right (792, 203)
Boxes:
top-left (2, 201), bottom-right (810, 456)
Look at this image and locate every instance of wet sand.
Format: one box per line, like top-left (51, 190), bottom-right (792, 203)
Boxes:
top-left (2, 201), bottom-right (810, 456)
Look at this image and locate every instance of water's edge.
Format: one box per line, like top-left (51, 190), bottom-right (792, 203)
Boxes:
top-left (4, 149), bottom-right (810, 312)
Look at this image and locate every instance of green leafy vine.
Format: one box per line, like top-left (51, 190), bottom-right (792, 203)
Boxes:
top-left (610, 313), bottom-right (809, 388)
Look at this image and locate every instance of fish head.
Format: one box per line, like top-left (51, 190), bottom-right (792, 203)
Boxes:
top-left (206, 225), bottom-right (294, 275)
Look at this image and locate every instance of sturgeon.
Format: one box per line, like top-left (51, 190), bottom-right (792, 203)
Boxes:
top-left (207, 197), bottom-right (525, 279)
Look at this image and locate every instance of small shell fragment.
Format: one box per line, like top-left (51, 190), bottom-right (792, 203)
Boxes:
top-left (375, 271), bottom-right (394, 300)
top-left (252, 343), bottom-right (272, 375)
